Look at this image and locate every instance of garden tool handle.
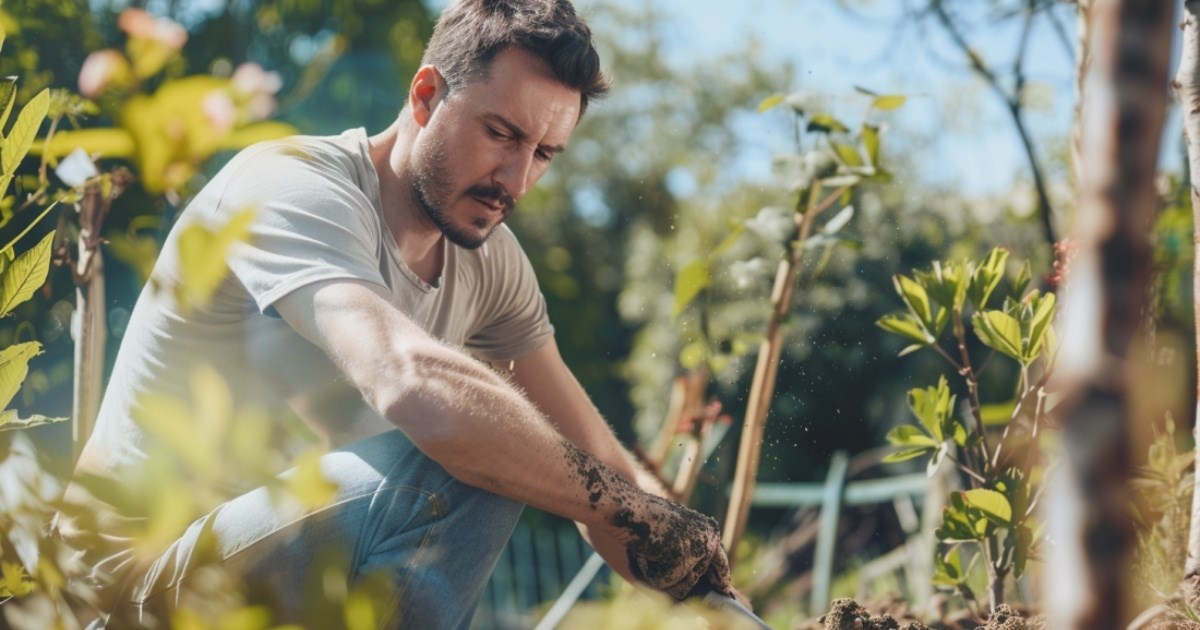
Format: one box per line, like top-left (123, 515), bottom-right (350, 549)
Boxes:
top-left (687, 581), bottom-right (773, 629)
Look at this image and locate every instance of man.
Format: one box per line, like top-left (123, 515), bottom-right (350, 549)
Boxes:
top-left (63, 0), bottom-right (738, 627)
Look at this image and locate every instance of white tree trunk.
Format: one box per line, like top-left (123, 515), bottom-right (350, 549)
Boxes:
top-left (1044, 1), bottom-right (1176, 628)
top-left (1175, 0), bottom-right (1200, 582)
top-left (72, 240), bottom-right (104, 460)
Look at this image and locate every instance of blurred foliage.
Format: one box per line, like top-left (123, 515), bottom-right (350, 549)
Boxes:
top-left (1131, 414), bottom-right (1194, 608)
top-left (0, 0), bottom-right (434, 432)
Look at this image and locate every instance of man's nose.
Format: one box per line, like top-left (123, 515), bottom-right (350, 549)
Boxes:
top-left (495, 150), bottom-right (535, 200)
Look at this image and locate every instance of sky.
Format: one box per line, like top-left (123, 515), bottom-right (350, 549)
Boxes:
top-left (428, 0), bottom-right (1090, 200)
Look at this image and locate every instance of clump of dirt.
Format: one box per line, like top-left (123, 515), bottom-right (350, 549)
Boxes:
top-left (817, 598), bottom-right (932, 629)
top-left (802, 598), bottom-right (1047, 630)
top-left (979, 604), bottom-right (1045, 630)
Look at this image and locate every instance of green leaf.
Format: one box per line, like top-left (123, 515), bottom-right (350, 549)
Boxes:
top-left (862, 124), bottom-right (880, 166)
top-left (916, 260), bottom-right (967, 312)
top-left (962, 488), bottom-right (1013, 525)
top-left (0, 87), bottom-right (49, 200)
top-left (876, 312), bottom-right (933, 346)
top-left (998, 466), bottom-right (1031, 520)
top-left (908, 376), bottom-right (954, 443)
top-left (756, 93), bottom-right (785, 112)
top-left (871, 94), bottom-right (908, 110)
top-left (972, 310), bottom-right (1024, 362)
top-left (0, 341), bottom-right (40, 411)
top-left (886, 424), bottom-right (938, 448)
top-left (932, 548), bottom-right (964, 586)
top-left (672, 259), bottom-right (710, 320)
top-left (806, 113), bottom-right (850, 134)
top-left (938, 502), bottom-right (983, 542)
top-left (0, 76), bottom-right (17, 133)
top-left (830, 141), bottom-right (863, 167)
top-left (882, 447), bottom-right (932, 463)
top-left (2, 88), bottom-right (49, 177)
top-left (0, 410), bottom-right (67, 431)
top-left (968, 247), bottom-right (1009, 310)
top-left (0, 230), bottom-right (55, 318)
top-left (176, 208), bottom-right (256, 312)
top-left (1025, 292), bottom-right (1057, 360)
top-left (894, 274), bottom-right (934, 330)
top-left (1012, 260), bottom-right (1032, 298)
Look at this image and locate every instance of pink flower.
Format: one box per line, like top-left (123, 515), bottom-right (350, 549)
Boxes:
top-left (118, 8), bottom-right (187, 51)
top-left (77, 49), bottom-right (129, 98)
top-left (231, 62), bottom-right (282, 96)
top-left (1045, 239), bottom-right (1078, 291)
top-left (202, 91), bottom-right (237, 134)
top-left (230, 62), bottom-right (282, 120)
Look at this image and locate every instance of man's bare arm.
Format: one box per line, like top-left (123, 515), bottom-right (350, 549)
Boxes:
top-left (272, 278), bottom-right (730, 598)
top-left (492, 338), bottom-right (673, 583)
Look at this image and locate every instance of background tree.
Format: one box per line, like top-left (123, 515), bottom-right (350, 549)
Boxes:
top-left (1043, 1), bottom-right (1176, 628)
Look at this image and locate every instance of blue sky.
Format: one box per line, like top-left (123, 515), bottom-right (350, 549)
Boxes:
top-left (429, 0), bottom-right (1091, 199)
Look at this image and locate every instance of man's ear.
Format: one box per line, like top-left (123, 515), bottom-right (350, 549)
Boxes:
top-left (409, 65), bottom-right (445, 127)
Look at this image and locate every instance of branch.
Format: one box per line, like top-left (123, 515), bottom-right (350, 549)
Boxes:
top-left (931, 0), bottom-right (1059, 249)
top-left (1042, 0), bottom-right (1077, 62)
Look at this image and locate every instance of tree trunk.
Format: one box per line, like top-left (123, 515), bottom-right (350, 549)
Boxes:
top-left (1070, 0), bottom-right (1095, 196)
top-left (1176, 0), bottom-right (1200, 583)
top-left (72, 249), bottom-right (104, 460)
top-left (1043, 1), bottom-right (1176, 628)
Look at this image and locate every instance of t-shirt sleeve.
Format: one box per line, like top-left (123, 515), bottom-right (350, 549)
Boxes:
top-left (203, 143), bottom-right (386, 315)
top-left (466, 227), bottom-right (554, 362)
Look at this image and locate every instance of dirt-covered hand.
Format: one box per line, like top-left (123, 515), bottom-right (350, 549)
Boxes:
top-left (613, 494), bottom-right (733, 600)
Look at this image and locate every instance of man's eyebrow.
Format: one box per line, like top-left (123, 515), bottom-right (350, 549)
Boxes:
top-left (482, 113), bottom-right (566, 155)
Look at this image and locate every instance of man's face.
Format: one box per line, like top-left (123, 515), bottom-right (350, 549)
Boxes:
top-left (410, 47), bottom-right (581, 249)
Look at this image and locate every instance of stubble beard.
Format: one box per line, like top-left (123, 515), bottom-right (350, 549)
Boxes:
top-left (411, 140), bottom-right (511, 251)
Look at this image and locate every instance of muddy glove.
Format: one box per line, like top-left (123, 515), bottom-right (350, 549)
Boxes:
top-left (614, 494), bottom-right (734, 600)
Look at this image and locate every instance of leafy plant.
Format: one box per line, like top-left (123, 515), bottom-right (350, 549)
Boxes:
top-left (670, 87), bottom-right (908, 556)
top-left (877, 247), bottom-right (1058, 614)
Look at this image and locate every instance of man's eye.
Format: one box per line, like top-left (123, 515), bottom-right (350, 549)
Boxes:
top-left (486, 127), bottom-right (509, 140)
top-left (535, 150), bottom-right (553, 162)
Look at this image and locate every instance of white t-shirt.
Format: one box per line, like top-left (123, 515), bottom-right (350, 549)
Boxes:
top-left (69, 127), bottom-right (553, 541)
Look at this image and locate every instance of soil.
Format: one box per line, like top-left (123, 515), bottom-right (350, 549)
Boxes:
top-left (798, 597), bottom-right (1048, 630)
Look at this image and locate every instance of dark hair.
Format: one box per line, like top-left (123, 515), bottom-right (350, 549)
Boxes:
top-left (421, 0), bottom-right (610, 115)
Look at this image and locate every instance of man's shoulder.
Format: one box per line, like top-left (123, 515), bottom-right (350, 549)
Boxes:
top-left (231, 129), bottom-right (371, 178)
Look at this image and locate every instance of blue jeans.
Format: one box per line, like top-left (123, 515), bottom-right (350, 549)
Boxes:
top-left (105, 430), bottom-right (524, 629)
